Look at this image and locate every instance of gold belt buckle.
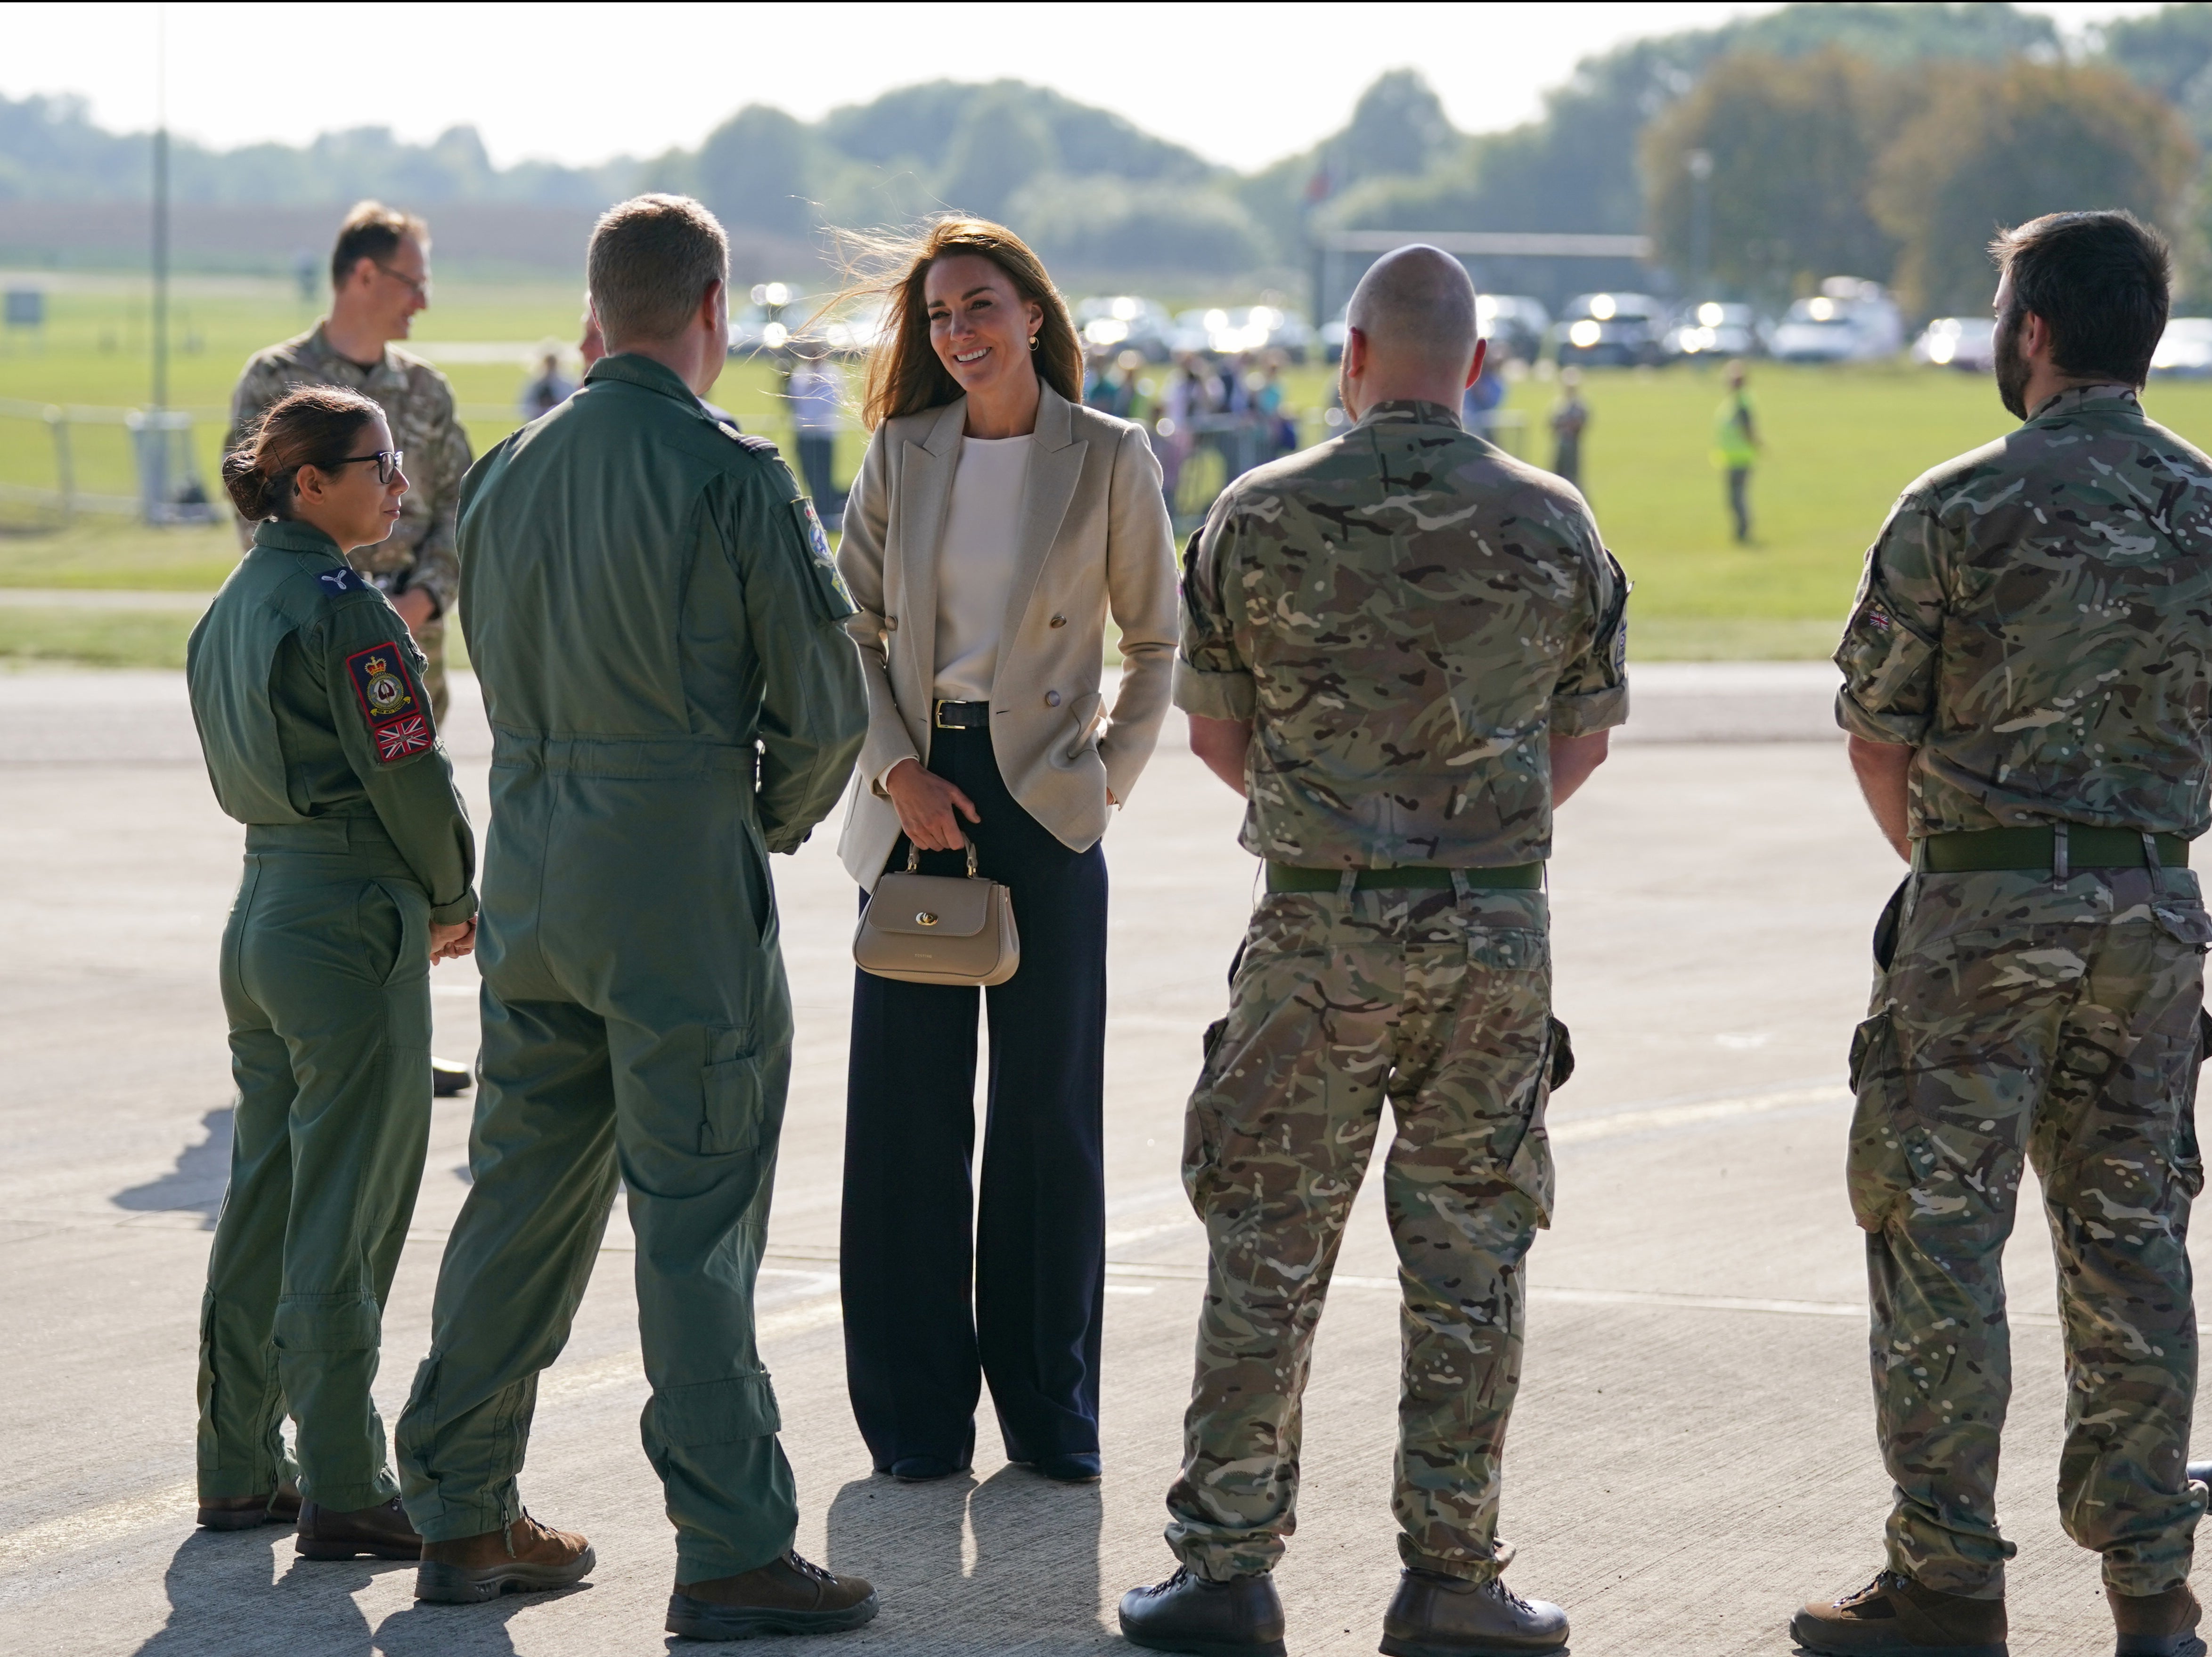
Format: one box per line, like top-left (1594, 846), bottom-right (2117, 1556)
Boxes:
top-left (934, 700), bottom-right (973, 730)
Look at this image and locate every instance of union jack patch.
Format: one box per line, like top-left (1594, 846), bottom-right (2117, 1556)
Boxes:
top-left (343, 641), bottom-right (435, 764)
top-left (375, 715), bottom-right (433, 762)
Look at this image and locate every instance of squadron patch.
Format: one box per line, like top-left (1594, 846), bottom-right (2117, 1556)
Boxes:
top-left (792, 496), bottom-right (856, 616)
top-left (317, 568), bottom-right (368, 594)
top-left (343, 643), bottom-right (435, 764)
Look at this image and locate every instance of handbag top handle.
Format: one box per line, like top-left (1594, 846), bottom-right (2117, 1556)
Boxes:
top-left (905, 841), bottom-right (980, 880)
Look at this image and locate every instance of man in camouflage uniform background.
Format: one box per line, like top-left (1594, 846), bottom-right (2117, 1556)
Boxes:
top-left (228, 202), bottom-right (472, 722)
top-left (1118, 245), bottom-right (1627, 1657)
top-left (1795, 211), bottom-right (2212, 1657)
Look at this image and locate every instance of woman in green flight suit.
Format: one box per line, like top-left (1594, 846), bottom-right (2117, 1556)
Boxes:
top-left (188, 386), bottom-right (478, 1562)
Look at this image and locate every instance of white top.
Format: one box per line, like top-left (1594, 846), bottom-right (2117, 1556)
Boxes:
top-left (931, 434), bottom-right (1032, 703)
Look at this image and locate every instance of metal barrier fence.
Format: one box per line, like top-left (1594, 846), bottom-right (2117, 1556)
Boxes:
top-left (0, 398), bottom-right (221, 523)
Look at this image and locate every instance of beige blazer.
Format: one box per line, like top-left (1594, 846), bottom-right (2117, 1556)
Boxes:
top-left (835, 383), bottom-right (1177, 889)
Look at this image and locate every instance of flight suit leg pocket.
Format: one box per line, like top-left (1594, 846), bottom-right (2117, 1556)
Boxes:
top-left (700, 1049), bottom-right (765, 1157)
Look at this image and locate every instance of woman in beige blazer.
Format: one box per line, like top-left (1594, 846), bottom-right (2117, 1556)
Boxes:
top-left (834, 218), bottom-right (1175, 1486)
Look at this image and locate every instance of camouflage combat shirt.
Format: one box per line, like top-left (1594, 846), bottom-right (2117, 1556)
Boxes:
top-left (1835, 383), bottom-right (2212, 839)
top-left (226, 324), bottom-right (472, 614)
top-left (1175, 398), bottom-right (1630, 868)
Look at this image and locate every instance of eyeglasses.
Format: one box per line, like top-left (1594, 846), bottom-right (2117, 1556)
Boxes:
top-left (332, 449), bottom-right (405, 484)
top-left (372, 261), bottom-right (431, 302)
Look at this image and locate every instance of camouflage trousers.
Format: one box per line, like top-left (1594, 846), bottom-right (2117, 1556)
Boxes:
top-left (1848, 865), bottom-right (2210, 1598)
top-left (1166, 885), bottom-right (1556, 1584)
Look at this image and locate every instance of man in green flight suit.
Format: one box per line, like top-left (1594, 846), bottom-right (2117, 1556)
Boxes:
top-left (393, 195), bottom-right (876, 1640)
top-left (1793, 211), bottom-right (2212, 1657)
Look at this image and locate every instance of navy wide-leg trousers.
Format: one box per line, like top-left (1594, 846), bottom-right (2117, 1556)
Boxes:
top-left (841, 723), bottom-right (1108, 1470)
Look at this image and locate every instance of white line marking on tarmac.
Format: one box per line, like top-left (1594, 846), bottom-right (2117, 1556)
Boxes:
top-left (1548, 1085), bottom-right (1848, 1145)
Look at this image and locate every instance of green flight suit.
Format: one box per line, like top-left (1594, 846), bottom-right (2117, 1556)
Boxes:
top-left (394, 354), bottom-right (866, 1583)
top-left (186, 518), bottom-right (478, 1511)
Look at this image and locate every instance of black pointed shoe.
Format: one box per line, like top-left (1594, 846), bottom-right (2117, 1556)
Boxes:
top-left (2111, 1582), bottom-right (2206, 1657)
top-left (1791, 1570), bottom-right (2006, 1656)
top-left (1118, 1566), bottom-right (1287, 1657)
top-left (1381, 1568), bottom-right (1569, 1656)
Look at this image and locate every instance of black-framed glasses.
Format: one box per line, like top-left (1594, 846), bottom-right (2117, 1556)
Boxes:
top-left (333, 449), bottom-right (405, 484)
top-left (372, 261), bottom-right (431, 302)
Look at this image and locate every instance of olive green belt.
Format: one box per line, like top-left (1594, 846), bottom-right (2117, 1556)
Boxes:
top-left (1918, 825), bottom-right (2189, 873)
top-left (1265, 862), bottom-right (1544, 893)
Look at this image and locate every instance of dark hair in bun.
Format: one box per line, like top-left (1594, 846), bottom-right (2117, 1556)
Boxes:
top-left (221, 386), bottom-right (383, 521)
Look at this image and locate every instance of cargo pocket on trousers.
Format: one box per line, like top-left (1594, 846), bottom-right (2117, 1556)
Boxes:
top-left (1184, 1021), bottom-right (1231, 1211)
top-left (1846, 1010), bottom-right (1915, 1231)
top-left (700, 1051), bottom-right (765, 1156)
top-left (648, 1369), bottom-right (782, 1450)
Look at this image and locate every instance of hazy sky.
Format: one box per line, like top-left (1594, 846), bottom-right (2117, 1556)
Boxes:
top-left (0, 1), bottom-right (2176, 175)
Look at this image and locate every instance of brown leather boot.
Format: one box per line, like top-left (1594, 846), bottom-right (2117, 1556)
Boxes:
top-left (295, 1496), bottom-right (421, 1561)
top-left (1118, 1567), bottom-right (1287, 1657)
top-left (667, 1551), bottom-right (880, 1641)
top-left (1381, 1567), bottom-right (1569, 1655)
top-left (415, 1513), bottom-right (594, 1605)
top-left (196, 1480), bottom-right (302, 1532)
top-left (1792, 1570), bottom-right (2007, 1656)
top-left (2110, 1582), bottom-right (2206, 1657)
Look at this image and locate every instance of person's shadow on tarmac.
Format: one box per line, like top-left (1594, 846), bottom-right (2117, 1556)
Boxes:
top-left (113, 1107), bottom-right (233, 1227)
top-left (132, 1522), bottom-right (576, 1657)
top-left (813, 1462), bottom-right (1108, 1654)
top-left (133, 1527), bottom-right (399, 1657)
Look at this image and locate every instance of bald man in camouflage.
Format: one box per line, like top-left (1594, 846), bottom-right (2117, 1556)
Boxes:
top-left (1118, 246), bottom-right (1628, 1657)
top-left (1795, 211), bottom-right (2212, 1657)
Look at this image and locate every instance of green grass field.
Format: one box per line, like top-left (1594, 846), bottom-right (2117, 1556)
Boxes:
top-left (10, 276), bottom-right (2212, 666)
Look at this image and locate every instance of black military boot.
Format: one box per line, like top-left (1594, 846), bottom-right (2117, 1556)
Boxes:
top-left (1791, 1569), bottom-right (2007, 1656)
top-left (1118, 1566), bottom-right (1286, 1657)
top-left (1380, 1568), bottom-right (1569, 1656)
top-left (2110, 1582), bottom-right (2206, 1657)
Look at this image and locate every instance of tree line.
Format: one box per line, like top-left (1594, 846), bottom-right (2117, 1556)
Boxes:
top-left (13, 2), bottom-right (2212, 298)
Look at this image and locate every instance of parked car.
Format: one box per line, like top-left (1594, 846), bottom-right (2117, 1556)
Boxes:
top-left (1073, 294), bottom-right (1175, 362)
top-left (1911, 317), bottom-right (1998, 372)
top-left (728, 282), bottom-right (806, 357)
top-left (1769, 277), bottom-right (1904, 364)
top-left (2152, 317), bottom-right (2212, 378)
top-left (1477, 294), bottom-right (1551, 363)
top-left (1554, 292), bottom-right (1664, 367)
top-left (1170, 305), bottom-right (1312, 363)
top-left (1660, 300), bottom-right (1761, 361)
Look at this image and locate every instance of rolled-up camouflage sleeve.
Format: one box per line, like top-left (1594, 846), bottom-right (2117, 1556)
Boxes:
top-left (1834, 489), bottom-right (1945, 745)
top-left (1171, 510), bottom-right (1256, 722)
top-left (1550, 544), bottom-right (1631, 735)
top-left (401, 383), bottom-right (471, 616)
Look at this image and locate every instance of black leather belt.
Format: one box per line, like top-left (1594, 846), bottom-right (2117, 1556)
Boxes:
top-left (933, 699), bottom-right (990, 730)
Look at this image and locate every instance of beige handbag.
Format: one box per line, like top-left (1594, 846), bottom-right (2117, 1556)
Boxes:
top-left (853, 844), bottom-right (1021, 986)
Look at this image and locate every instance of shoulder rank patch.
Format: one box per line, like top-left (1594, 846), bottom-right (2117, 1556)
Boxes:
top-left (343, 643), bottom-right (435, 764)
top-left (317, 567), bottom-right (367, 595)
top-left (727, 430), bottom-right (780, 456)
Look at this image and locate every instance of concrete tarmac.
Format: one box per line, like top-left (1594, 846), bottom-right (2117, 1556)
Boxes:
top-left (0, 663), bottom-right (2187, 1655)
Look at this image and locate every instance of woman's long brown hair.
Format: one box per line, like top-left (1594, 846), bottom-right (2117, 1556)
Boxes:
top-left (833, 216), bottom-right (1083, 431)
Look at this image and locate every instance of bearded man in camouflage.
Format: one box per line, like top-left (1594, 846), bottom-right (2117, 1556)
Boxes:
top-left (1118, 245), bottom-right (1627, 1657)
top-left (228, 202), bottom-right (470, 721)
top-left (1795, 212), bottom-right (2212, 1657)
